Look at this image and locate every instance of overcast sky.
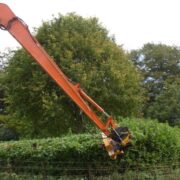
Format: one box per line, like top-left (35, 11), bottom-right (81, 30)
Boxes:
top-left (1, 0), bottom-right (180, 52)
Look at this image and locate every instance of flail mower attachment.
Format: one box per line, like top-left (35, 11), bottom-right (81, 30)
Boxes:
top-left (102, 127), bottom-right (131, 159)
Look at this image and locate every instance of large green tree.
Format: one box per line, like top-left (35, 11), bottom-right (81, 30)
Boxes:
top-left (130, 43), bottom-right (180, 117)
top-left (0, 51), bottom-right (11, 114)
top-left (3, 14), bottom-right (143, 137)
top-left (130, 43), bottom-right (180, 125)
top-left (0, 53), bottom-right (6, 114)
top-left (147, 78), bottom-right (180, 126)
top-left (0, 70), bottom-right (4, 113)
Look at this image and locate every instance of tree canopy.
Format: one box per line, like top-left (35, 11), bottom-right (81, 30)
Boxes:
top-left (0, 71), bottom-right (4, 113)
top-left (147, 78), bottom-right (180, 126)
top-left (129, 43), bottom-right (180, 125)
top-left (2, 14), bottom-right (144, 137)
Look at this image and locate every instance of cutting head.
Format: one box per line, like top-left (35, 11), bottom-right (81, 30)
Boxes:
top-left (102, 126), bottom-right (132, 159)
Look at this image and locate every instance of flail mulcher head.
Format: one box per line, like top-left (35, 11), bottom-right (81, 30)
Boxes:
top-left (102, 127), bottom-right (132, 159)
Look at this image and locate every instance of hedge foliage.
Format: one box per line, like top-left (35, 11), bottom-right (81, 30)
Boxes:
top-left (0, 118), bottom-right (179, 175)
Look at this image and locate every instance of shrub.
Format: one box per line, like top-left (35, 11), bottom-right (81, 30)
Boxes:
top-left (0, 118), bottom-right (179, 175)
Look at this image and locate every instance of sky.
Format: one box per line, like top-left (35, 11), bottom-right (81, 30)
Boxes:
top-left (0, 0), bottom-right (180, 52)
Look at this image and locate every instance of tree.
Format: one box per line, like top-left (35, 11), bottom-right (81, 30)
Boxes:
top-left (147, 78), bottom-right (180, 126)
top-left (0, 53), bottom-right (5, 114)
top-left (3, 14), bottom-right (144, 137)
top-left (0, 126), bottom-right (19, 141)
top-left (0, 50), bottom-right (12, 114)
top-left (0, 71), bottom-right (4, 113)
top-left (130, 43), bottom-right (180, 116)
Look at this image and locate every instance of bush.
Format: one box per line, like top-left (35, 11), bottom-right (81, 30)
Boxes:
top-left (0, 127), bottom-right (19, 141)
top-left (118, 118), bottom-right (180, 165)
top-left (0, 118), bottom-right (179, 176)
top-left (0, 115), bottom-right (19, 141)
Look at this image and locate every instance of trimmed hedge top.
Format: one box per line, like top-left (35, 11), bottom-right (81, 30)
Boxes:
top-left (0, 118), bottom-right (179, 166)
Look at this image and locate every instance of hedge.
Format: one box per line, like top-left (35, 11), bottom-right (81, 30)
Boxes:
top-left (0, 118), bottom-right (179, 175)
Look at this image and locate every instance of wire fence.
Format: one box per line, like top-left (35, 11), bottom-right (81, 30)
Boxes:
top-left (0, 160), bottom-right (179, 179)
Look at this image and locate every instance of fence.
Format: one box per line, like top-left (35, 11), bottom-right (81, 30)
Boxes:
top-left (0, 160), bottom-right (179, 179)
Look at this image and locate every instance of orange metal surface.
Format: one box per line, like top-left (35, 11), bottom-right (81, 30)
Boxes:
top-left (0, 3), bottom-right (117, 136)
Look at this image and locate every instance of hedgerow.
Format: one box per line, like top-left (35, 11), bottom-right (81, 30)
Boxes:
top-left (0, 118), bottom-right (179, 175)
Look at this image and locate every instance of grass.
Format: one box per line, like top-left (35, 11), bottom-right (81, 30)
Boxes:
top-left (0, 168), bottom-right (179, 180)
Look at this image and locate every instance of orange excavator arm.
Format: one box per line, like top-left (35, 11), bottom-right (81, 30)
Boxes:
top-left (0, 3), bottom-right (131, 159)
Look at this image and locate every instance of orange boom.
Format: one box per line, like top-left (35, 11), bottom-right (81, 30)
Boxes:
top-left (0, 3), bottom-right (131, 159)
